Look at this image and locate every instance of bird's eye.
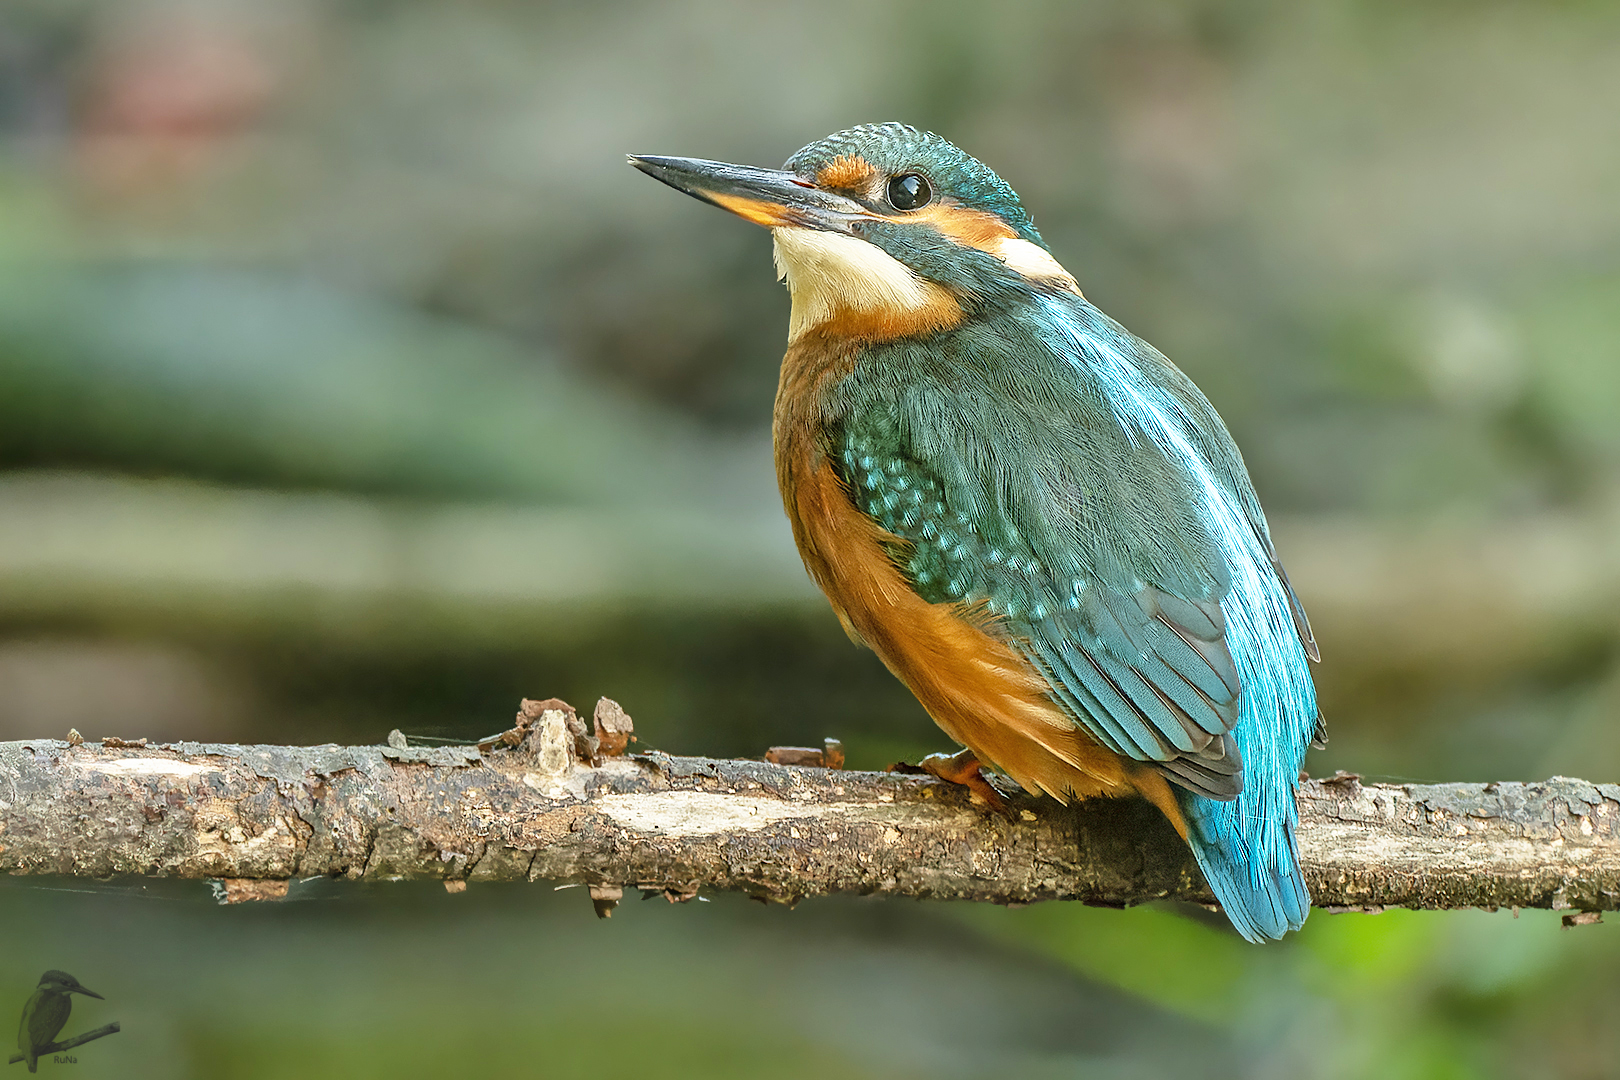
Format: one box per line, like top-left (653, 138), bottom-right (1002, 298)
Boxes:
top-left (887, 173), bottom-right (931, 211)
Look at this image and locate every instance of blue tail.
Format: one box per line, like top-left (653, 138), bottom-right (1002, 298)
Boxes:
top-left (1178, 543), bottom-right (1319, 943)
top-left (1179, 786), bottom-right (1309, 942)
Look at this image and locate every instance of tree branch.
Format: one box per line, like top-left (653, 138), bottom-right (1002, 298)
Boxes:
top-left (1, 702), bottom-right (1616, 916)
top-left (7, 1023), bottom-right (122, 1063)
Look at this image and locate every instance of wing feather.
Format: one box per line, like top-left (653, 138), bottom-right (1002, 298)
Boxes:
top-left (831, 299), bottom-right (1320, 802)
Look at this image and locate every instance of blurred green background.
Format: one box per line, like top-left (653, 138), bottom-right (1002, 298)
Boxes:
top-left (1, 0), bottom-right (1618, 1076)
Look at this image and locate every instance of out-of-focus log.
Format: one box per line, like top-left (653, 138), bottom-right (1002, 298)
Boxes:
top-left (4, 474), bottom-right (1620, 677)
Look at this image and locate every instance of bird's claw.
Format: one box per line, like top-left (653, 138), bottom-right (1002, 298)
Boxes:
top-left (889, 749), bottom-right (1014, 818)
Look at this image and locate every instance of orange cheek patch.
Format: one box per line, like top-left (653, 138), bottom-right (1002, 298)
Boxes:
top-left (909, 203), bottom-right (1018, 248)
top-left (908, 203), bottom-right (1084, 295)
top-left (815, 154), bottom-right (877, 192)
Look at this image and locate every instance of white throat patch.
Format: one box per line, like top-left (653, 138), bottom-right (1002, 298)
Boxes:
top-left (770, 227), bottom-right (937, 342)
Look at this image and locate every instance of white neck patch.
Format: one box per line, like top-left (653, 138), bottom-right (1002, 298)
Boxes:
top-left (992, 237), bottom-right (1083, 295)
top-left (771, 227), bottom-right (938, 342)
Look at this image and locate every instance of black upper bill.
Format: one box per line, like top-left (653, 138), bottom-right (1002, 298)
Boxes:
top-left (628, 155), bottom-right (868, 232)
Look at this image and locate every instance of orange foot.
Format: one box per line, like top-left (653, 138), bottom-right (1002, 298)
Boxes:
top-left (890, 748), bottom-right (1012, 817)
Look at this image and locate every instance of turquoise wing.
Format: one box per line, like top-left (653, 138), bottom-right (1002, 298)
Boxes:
top-left (831, 312), bottom-right (1274, 797)
top-left (831, 293), bottom-right (1322, 940)
top-left (834, 402), bottom-right (1246, 797)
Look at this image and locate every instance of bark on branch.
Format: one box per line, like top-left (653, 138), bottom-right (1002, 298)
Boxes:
top-left (1, 702), bottom-right (1616, 917)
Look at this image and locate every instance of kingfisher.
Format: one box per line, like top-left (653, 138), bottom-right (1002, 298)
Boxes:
top-left (17, 970), bottom-right (101, 1072)
top-left (630, 123), bottom-right (1322, 941)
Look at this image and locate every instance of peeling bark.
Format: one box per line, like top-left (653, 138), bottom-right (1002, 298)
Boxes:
top-left (0, 712), bottom-right (1615, 915)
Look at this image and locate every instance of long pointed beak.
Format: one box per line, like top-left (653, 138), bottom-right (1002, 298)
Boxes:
top-left (74, 987), bottom-right (103, 1000)
top-left (628, 155), bottom-right (871, 232)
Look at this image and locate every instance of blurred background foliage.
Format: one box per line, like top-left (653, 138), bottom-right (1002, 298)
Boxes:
top-left (0, 0), bottom-right (1618, 1076)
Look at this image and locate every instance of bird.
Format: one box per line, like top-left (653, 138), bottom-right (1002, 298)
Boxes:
top-left (630, 123), bottom-right (1322, 942)
top-left (17, 970), bottom-right (101, 1072)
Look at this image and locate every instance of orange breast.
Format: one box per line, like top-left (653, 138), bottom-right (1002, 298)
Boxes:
top-left (772, 335), bottom-right (1186, 835)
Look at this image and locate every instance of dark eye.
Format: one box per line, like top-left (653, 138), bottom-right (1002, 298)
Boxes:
top-left (887, 173), bottom-right (931, 211)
